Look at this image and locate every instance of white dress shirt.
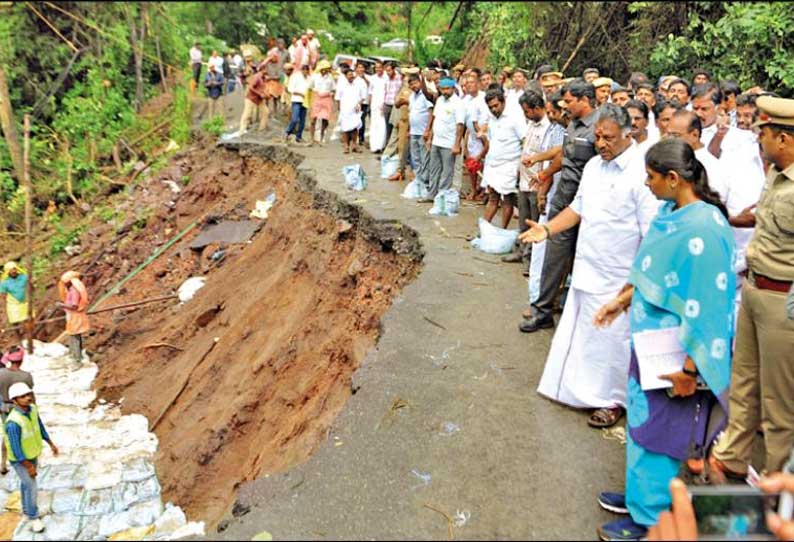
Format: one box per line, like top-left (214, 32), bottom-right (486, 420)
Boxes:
top-left (463, 92), bottom-right (489, 157)
top-left (569, 142), bottom-right (661, 294)
top-left (484, 109), bottom-right (527, 167)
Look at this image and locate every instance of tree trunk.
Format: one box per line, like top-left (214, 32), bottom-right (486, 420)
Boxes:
top-left (155, 34), bottom-right (168, 93)
top-left (128, 6), bottom-right (146, 112)
top-left (0, 64), bottom-right (24, 182)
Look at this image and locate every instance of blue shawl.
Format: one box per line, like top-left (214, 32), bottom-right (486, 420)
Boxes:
top-left (628, 200), bottom-right (736, 411)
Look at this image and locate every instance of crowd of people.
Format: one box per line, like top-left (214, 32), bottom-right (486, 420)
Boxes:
top-left (379, 61), bottom-right (793, 541)
top-left (246, 54), bottom-right (792, 540)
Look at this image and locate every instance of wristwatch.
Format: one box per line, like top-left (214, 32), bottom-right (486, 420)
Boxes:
top-left (542, 224), bottom-right (552, 240)
top-left (682, 366), bottom-right (698, 377)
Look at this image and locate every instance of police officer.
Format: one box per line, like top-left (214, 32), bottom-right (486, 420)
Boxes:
top-left (710, 95), bottom-right (794, 479)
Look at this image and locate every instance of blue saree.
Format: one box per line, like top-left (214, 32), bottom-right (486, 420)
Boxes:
top-left (624, 200), bottom-right (736, 526)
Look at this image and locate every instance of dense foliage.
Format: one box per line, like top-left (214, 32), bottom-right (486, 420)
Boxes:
top-left (451, 1), bottom-right (794, 95)
top-left (1, 1), bottom-right (792, 238)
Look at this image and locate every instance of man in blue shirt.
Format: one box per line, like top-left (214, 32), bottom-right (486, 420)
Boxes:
top-left (204, 63), bottom-right (225, 120)
top-left (5, 382), bottom-right (58, 533)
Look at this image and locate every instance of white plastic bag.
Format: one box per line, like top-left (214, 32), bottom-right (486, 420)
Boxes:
top-left (470, 217), bottom-right (519, 254)
top-left (380, 155), bottom-right (399, 179)
top-left (343, 164), bottom-right (367, 191)
top-left (429, 189), bottom-right (460, 217)
top-left (178, 277), bottom-right (206, 303)
top-left (401, 179), bottom-right (429, 200)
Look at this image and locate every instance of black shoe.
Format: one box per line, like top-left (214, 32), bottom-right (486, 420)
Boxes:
top-left (501, 252), bottom-right (523, 263)
top-left (519, 315), bottom-right (554, 333)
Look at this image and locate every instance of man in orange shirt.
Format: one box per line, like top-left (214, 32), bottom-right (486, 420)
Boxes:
top-left (58, 271), bottom-right (90, 370)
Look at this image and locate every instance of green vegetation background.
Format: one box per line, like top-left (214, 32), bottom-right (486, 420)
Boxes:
top-left (1, 1), bottom-right (793, 241)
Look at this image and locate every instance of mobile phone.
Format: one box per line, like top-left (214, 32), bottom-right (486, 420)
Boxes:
top-left (688, 485), bottom-right (778, 540)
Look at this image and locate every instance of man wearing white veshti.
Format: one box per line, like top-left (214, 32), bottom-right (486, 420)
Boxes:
top-left (520, 104), bottom-right (661, 429)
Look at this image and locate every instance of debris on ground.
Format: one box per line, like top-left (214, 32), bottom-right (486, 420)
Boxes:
top-left (470, 218), bottom-right (518, 254)
top-left (188, 221), bottom-right (261, 250)
top-left (342, 165), bottom-right (367, 191)
top-left (177, 277), bottom-right (206, 303)
top-left (249, 193), bottom-right (277, 220)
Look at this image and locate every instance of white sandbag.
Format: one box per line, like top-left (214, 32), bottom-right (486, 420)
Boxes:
top-left (380, 155), bottom-right (399, 179)
top-left (470, 217), bottom-right (519, 254)
top-left (342, 164), bottom-right (367, 191)
top-left (401, 179), bottom-right (429, 200)
top-left (429, 189), bottom-right (460, 217)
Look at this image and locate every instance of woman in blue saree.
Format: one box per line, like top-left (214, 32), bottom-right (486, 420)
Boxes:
top-left (592, 139), bottom-right (737, 541)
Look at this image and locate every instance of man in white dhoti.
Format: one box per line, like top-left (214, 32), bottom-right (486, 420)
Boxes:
top-left (519, 104), bottom-right (660, 428)
top-left (336, 67), bottom-right (365, 154)
top-left (368, 61), bottom-right (388, 152)
top-left (480, 86), bottom-right (527, 229)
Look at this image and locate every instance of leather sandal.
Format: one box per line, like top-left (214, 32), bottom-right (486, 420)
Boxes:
top-left (588, 407), bottom-right (624, 428)
top-left (706, 455), bottom-right (747, 484)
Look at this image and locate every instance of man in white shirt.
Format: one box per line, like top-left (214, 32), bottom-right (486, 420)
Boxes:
top-left (666, 110), bottom-right (729, 202)
top-left (694, 83), bottom-right (760, 166)
top-left (625, 99), bottom-right (655, 154)
top-left (407, 73), bottom-right (435, 192)
top-left (355, 63), bottom-right (371, 147)
top-left (519, 104), bottom-right (660, 428)
top-left (480, 86), bottom-right (527, 229)
top-left (505, 70), bottom-right (528, 119)
top-left (189, 43), bottom-right (202, 90)
top-left (208, 50), bottom-right (224, 74)
top-left (284, 64), bottom-right (310, 145)
top-left (503, 90), bottom-right (550, 268)
top-left (421, 78), bottom-right (465, 201)
top-left (461, 73), bottom-right (489, 201)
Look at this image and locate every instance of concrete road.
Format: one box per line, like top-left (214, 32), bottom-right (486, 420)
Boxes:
top-left (210, 127), bottom-right (626, 540)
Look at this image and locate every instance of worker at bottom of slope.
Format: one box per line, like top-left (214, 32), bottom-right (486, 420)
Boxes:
top-left (5, 382), bottom-right (59, 534)
top-left (0, 346), bottom-right (34, 475)
top-left (57, 271), bottom-right (90, 370)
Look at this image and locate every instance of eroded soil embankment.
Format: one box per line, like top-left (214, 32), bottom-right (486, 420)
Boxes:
top-left (89, 142), bottom-right (422, 526)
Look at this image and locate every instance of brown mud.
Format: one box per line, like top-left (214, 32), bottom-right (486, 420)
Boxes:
top-left (26, 139), bottom-right (421, 527)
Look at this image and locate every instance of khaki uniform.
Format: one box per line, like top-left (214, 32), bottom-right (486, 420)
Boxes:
top-left (383, 82), bottom-right (411, 173)
top-left (713, 162), bottom-right (794, 473)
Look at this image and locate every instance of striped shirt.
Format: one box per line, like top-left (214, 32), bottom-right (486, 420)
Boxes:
top-left (384, 74), bottom-right (402, 106)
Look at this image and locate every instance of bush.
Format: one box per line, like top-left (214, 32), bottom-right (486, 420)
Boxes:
top-left (49, 224), bottom-right (84, 256)
top-left (649, 3), bottom-right (794, 95)
top-left (201, 115), bottom-right (226, 136)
